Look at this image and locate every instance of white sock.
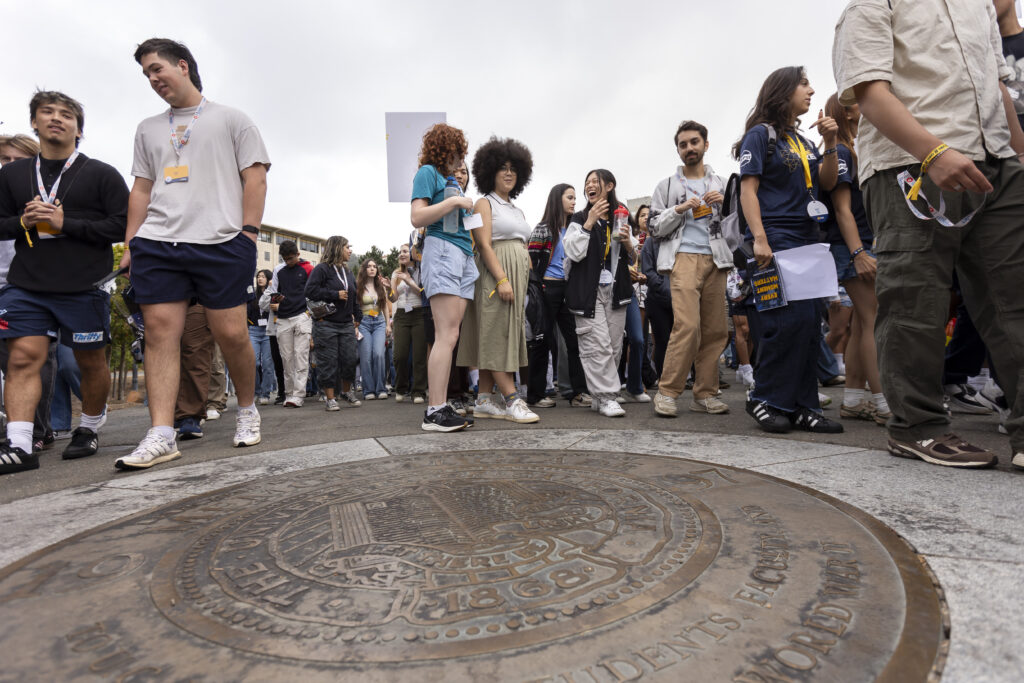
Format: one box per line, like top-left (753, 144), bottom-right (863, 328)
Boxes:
top-left (835, 353), bottom-right (844, 365)
top-left (80, 411), bottom-right (105, 432)
top-left (739, 364), bottom-right (752, 374)
top-left (468, 369), bottom-right (479, 386)
top-left (427, 404), bottom-right (446, 416)
top-left (843, 388), bottom-right (866, 407)
top-left (7, 421), bottom-right (33, 453)
top-left (154, 425), bottom-right (176, 442)
top-left (238, 403), bottom-right (257, 414)
top-left (871, 393), bottom-right (889, 413)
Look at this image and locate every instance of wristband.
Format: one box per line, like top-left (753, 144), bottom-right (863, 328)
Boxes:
top-left (242, 224), bottom-right (259, 234)
top-left (19, 215), bottom-right (33, 248)
top-left (488, 277), bottom-right (509, 299)
top-left (823, 148), bottom-right (837, 156)
top-left (907, 144), bottom-right (949, 200)
top-left (849, 246), bottom-right (865, 262)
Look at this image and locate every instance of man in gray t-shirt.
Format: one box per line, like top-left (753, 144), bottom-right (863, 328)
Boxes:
top-left (116, 38), bottom-right (271, 471)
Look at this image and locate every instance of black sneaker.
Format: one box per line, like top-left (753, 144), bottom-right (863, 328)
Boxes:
top-left (62, 427), bottom-right (100, 460)
top-left (274, 395), bottom-right (285, 405)
top-left (177, 417), bottom-right (204, 440)
top-left (942, 383), bottom-right (993, 415)
top-left (790, 408), bottom-right (844, 433)
top-left (447, 398), bottom-right (468, 416)
top-left (746, 399), bottom-right (792, 433)
top-left (422, 405), bottom-right (470, 432)
top-left (0, 442), bottom-right (38, 474)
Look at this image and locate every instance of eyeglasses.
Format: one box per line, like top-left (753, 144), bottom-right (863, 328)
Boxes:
top-left (499, 164), bottom-right (518, 174)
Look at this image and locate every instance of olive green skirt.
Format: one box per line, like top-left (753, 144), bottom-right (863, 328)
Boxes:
top-left (456, 239), bottom-right (530, 372)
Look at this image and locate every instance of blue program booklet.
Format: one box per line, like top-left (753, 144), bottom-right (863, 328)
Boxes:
top-left (747, 256), bottom-right (788, 311)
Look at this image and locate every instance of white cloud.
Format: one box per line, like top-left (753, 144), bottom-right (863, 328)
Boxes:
top-left (1, 0), bottom-right (846, 253)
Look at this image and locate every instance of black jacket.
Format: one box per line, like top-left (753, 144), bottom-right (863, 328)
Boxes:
top-left (564, 212), bottom-right (633, 318)
top-left (271, 260), bottom-right (313, 319)
top-left (0, 154), bottom-right (127, 293)
top-left (641, 236), bottom-right (671, 304)
top-left (305, 262), bottom-right (361, 325)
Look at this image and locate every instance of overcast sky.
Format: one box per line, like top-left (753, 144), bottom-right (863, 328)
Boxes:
top-left (3, 0), bottom-right (857, 254)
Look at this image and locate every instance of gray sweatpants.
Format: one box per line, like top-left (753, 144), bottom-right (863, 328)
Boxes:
top-left (574, 285), bottom-right (626, 402)
top-left (865, 157), bottom-right (1024, 452)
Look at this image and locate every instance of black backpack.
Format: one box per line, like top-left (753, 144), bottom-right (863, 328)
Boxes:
top-left (724, 123), bottom-right (777, 268)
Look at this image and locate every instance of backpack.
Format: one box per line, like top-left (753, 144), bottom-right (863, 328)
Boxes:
top-left (723, 123), bottom-right (777, 269)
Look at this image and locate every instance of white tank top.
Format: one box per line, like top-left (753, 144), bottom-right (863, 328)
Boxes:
top-left (486, 193), bottom-right (531, 242)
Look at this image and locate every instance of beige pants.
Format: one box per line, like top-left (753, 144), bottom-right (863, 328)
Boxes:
top-left (574, 285), bottom-right (627, 401)
top-left (206, 343), bottom-right (227, 411)
top-left (276, 314), bottom-right (312, 401)
top-left (659, 253), bottom-right (728, 400)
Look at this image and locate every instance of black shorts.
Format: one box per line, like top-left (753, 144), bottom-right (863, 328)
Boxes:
top-left (129, 233), bottom-right (256, 309)
top-left (0, 285), bottom-right (110, 349)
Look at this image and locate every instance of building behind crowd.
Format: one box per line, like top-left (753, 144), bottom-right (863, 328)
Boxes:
top-left (626, 196), bottom-right (652, 215)
top-left (257, 224), bottom-right (325, 267)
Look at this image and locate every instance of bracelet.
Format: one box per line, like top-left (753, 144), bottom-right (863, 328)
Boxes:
top-left (907, 144), bottom-right (950, 200)
top-left (849, 246), bottom-right (865, 262)
top-left (823, 148), bottom-right (837, 156)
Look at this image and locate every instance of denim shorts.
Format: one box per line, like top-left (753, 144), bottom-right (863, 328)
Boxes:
top-left (129, 233), bottom-right (257, 309)
top-left (0, 285), bottom-right (110, 349)
top-left (830, 242), bottom-right (875, 283)
top-left (420, 235), bottom-right (478, 300)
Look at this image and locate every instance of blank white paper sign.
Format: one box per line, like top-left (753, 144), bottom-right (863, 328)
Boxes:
top-left (774, 243), bottom-right (839, 301)
top-left (386, 112), bottom-right (446, 203)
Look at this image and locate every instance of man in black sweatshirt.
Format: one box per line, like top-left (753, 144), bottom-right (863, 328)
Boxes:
top-left (0, 91), bottom-right (128, 474)
top-left (263, 240), bottom-right (313, 407)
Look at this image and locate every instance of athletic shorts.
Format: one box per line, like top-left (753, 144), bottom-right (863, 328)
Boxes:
top-left (420, 235), bottom-right (478, 300)
top-left (129, 233), bottom-right (256, 309)
top-left (0, 285), bottom-right (110, 349)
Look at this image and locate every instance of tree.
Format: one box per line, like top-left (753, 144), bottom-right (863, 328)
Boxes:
top-left (355, 245), bottom-right (400, 278)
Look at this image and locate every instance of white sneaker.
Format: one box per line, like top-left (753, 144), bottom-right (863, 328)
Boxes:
top-left (257, 397), bottom-right (270, 405)
top-left (233, 408), bottom-right (261, 447)
top-left (506, 398), bottom-right (540, 424)
top-left (377, 392), bottom-right (389, 400)
top-left (115, 428), bottom-right (181, 470)
top-left (283, 397), bottom-right (304, 408)
top-left (599, 398), bottom-right (626, 417)
top-left (325, 398), bottom-right (340, 411)
top-left (395, 394), bottom-right (406, 403)
top-left (473, 397), bottom-right (507, 420)
top-left (627, 391), bottom-right (652, 403)
top-left (818, 392), bottom-right (832, 408)
top-left (206, 408), bottom-right (221, 421)
top-left (413, 396), bottom-right (425, 404)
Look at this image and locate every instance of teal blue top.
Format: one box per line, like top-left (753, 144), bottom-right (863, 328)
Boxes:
top-left (411, 165), bottom-right (472, 255)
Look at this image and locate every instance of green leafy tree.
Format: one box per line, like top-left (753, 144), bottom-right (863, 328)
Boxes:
top-left (356, 245), bottom-right (400, 278)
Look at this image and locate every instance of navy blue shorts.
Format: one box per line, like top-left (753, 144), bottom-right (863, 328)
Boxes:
top-left (0, 286), bottom-right (110, 349)
top-left (129, 233), bottom-right (256, 309)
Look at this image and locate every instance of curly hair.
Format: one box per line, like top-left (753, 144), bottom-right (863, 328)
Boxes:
top-left (418, 123), bottom-right (468, 174)
top-left (471, 136), bottom-right (533, 199)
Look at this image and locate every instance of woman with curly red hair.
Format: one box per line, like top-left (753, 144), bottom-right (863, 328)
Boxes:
top-left (410, 123), bottom-right (477, 431)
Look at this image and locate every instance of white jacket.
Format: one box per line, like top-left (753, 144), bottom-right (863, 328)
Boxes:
top-left (648, 164), bottom-right (726, 273)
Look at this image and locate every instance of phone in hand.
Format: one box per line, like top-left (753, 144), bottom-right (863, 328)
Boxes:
top-left (271, 293), bottom-right (285, 303)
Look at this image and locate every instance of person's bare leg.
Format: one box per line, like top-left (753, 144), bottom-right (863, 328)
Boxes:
top-left (733, 315), bottom-right (751, 366)
top-left (206, 304), bottom-right (256, 407)
top-left (141, 301), bottom-right (189, 426)
top-left (4, 336), bottom-right (49, 422)
top-left (844, 279), bottom-right (882, 393)
top-left (72, 348), bottom-right (110, 416)
top-left (427, 294), bottom-right (467, 407)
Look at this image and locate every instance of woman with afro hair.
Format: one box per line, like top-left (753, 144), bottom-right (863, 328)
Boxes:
top-left (411, 123), bottom-right (478, 432)
top-left (456, 136), bottom-right (539, 424)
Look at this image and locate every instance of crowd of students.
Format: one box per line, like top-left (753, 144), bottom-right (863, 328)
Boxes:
top-left (1, 0), bottom-right (1023, 477)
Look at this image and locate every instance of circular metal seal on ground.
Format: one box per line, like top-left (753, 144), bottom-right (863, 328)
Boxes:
top-left (0, 451), bottom-right (946, 681)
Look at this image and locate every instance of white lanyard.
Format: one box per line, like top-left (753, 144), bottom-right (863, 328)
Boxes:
top-left (896, 171), bottom-right (985, 228)
top-left (169, 97), bottom-right (206, 160)
top-left (35, 151), bottom-right (79, 205)
top-left (333, 265), bottom-right (348, 291)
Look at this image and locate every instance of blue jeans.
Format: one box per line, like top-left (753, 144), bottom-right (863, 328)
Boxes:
top-left (51, 343), bottom-right (82, 431)
top-left (623, 295), bottom-right (644, 395)
top-left (248, 325), bottom-right (275, 398)
top-left (359, 314), bottom-right (387, 396)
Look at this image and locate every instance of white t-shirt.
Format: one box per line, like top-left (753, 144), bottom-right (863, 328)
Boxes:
top-left (131, 100), bottom-right (271, 244)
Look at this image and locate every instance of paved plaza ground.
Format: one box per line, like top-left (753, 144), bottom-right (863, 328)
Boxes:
top-left (1, 381), bottom-right (1020, 681)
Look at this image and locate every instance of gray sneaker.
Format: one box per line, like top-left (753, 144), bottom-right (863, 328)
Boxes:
top-left (653, 391), bottom-right (677, 417)
top-left (342, 391), bottom-right (362, 407)
top-left (325, 398), bottom-right (340, 411)
top-left (690, 396), bottom-right (729, 414)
